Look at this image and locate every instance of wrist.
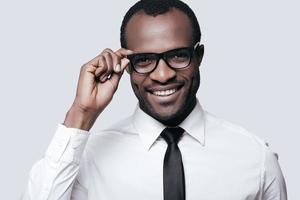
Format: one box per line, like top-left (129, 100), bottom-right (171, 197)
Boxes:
top-left (63, 104), bottom-right (100, 131)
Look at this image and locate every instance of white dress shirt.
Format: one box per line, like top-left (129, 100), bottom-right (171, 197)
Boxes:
top-left (22, 100), bottom-right (287, 200)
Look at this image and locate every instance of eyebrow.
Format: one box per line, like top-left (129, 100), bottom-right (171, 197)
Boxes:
top-left (131, 46), bottom-right (191, 54)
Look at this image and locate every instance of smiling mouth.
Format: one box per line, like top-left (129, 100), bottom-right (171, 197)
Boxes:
top-left (147, 84), bottom-right (183, 97)
top-left (153, 89), bottom-right (177, 96)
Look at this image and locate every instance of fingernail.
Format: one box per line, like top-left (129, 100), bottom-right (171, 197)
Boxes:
top-left (116, 64), bottom-right (121, 72)
top-left (100, 76), bottom-right (107, 82)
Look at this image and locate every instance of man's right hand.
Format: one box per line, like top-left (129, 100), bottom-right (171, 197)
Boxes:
top-left (63, 48), bottom-right (134, 131)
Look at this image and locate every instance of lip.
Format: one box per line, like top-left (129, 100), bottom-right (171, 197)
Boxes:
top-left (146, 83), bottom-right (184, 94)
top-left (146, 83), bottom-right (184, 104)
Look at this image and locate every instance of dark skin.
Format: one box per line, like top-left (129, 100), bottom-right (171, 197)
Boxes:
top-left (126, 8), bottom-right (204, 126)
top-left (63, 8), bottom-right (204, 130)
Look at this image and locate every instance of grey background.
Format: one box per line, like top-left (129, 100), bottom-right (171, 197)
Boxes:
top-left (0, 0), bottom-right (299, 199)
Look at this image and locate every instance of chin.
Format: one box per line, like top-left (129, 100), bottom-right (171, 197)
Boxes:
top-left (137, 87), bottom-right (197, 125)
top-left (141, 101), bottom-right (189, 126)
top-left (152, 109), bottom-right (178, 121)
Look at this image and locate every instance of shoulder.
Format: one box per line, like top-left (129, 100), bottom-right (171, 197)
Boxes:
top-left (204, 111), bottom-right (270, 153)
top-left (204, 111), bottom-right (282, 172)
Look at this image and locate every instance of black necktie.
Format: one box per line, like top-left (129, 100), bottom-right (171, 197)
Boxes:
top-left (161, 127), bottom-right (185, 200)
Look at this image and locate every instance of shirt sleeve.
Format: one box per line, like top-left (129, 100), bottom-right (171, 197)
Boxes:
top-left (22, 124), bottom-right (90, 200)
top-left (262, 144), bottom-right (288, 200)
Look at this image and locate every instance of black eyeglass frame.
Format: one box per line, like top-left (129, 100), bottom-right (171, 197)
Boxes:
top-left (127, 42), bottom-right (200, 74)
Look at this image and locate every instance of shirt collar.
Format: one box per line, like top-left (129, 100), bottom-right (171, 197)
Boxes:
top-left (132, 99), bottom-right (205, 151)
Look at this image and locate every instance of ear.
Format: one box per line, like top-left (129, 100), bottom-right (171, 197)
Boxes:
top-left (195, 44), bottom-right (204, 66)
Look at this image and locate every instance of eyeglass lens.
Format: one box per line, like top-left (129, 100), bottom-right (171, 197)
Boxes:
top-left (130, 47), bottom-right (192, 74)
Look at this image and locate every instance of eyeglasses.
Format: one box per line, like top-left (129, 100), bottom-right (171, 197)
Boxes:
top-left (127, 42), bottom-right (200, 74)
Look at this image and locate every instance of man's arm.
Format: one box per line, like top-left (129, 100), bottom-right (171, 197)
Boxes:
top-left (22, 48), bottom-right (134, 199)
top-left (63, 48), bottom-right (134, 131)
top-left (22, 124), bottom-right (89, 200)
top-left (262, 145), bottom-right (288, 200)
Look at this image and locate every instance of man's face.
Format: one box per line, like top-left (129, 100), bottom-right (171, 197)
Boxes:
top-left (125, 8), bottom-right (203, 125)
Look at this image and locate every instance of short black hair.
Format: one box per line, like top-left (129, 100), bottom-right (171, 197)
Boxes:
top-left (120, 0), bottom-right (201, 48)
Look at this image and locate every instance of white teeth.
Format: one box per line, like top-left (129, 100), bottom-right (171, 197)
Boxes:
top-left (153, 89), bottom-right (177, 96)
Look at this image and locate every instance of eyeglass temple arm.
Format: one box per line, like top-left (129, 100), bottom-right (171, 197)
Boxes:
top-left (194, 41), bottom-right (200, 50)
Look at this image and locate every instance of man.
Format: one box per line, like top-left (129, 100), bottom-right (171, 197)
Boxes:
top-left (23, 0), bottom-right (287, 199)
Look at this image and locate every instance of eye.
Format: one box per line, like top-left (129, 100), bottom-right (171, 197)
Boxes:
top-left (136, 58), bottom-right (151, 65)
top-left (168, 51), bottom-right (190, 63)
top-left (133, 55), bottom-right (155, 67)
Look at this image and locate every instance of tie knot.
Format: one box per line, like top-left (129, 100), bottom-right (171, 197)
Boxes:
top-left (161, 127), bottom-right (185, 145)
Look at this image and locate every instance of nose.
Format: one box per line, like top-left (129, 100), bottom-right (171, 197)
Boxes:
top-left (149, 59), bottom-right (176, 83)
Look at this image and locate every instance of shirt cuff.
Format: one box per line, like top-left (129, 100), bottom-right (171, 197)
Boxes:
top-left (45, 123), bottom-right (90, 164)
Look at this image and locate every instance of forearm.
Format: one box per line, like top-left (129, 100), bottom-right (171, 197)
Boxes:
top-left (23, 158), bottom-right (80, 200)
top-left (22, 124), bottom-right (89, 200)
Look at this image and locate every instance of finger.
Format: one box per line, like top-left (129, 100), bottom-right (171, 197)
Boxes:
top-left (112, 53), bottom-right (122, 73)
top-left (79, 63), bottom-right (98, 86)
top-left (85, 48), bottom-right (114, 68)
top-left (96, 56), bottom-right (108, 82)
top-left (120, 58), bottom-right (130, 72)
top-left (94, 56), bottom-right (106, 76)
top-left (115, 48), bottom-right (134, 58)
top-left (86, 48), bottom-right (132, 71)
top-left (108, 57), bottom-right (130, 87)
top-left (101, 51), bottom-right (114, 79)
top-left (75, 64), bottom-right (98, 98)
top-left (114, 48), bottom-right (133, 73)
top-left (86, 52), bottom-right (105, 67)
top-left (101, 49), bottom-right (114, 69)
top-left (102, 48), bottom-right (122, 73)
